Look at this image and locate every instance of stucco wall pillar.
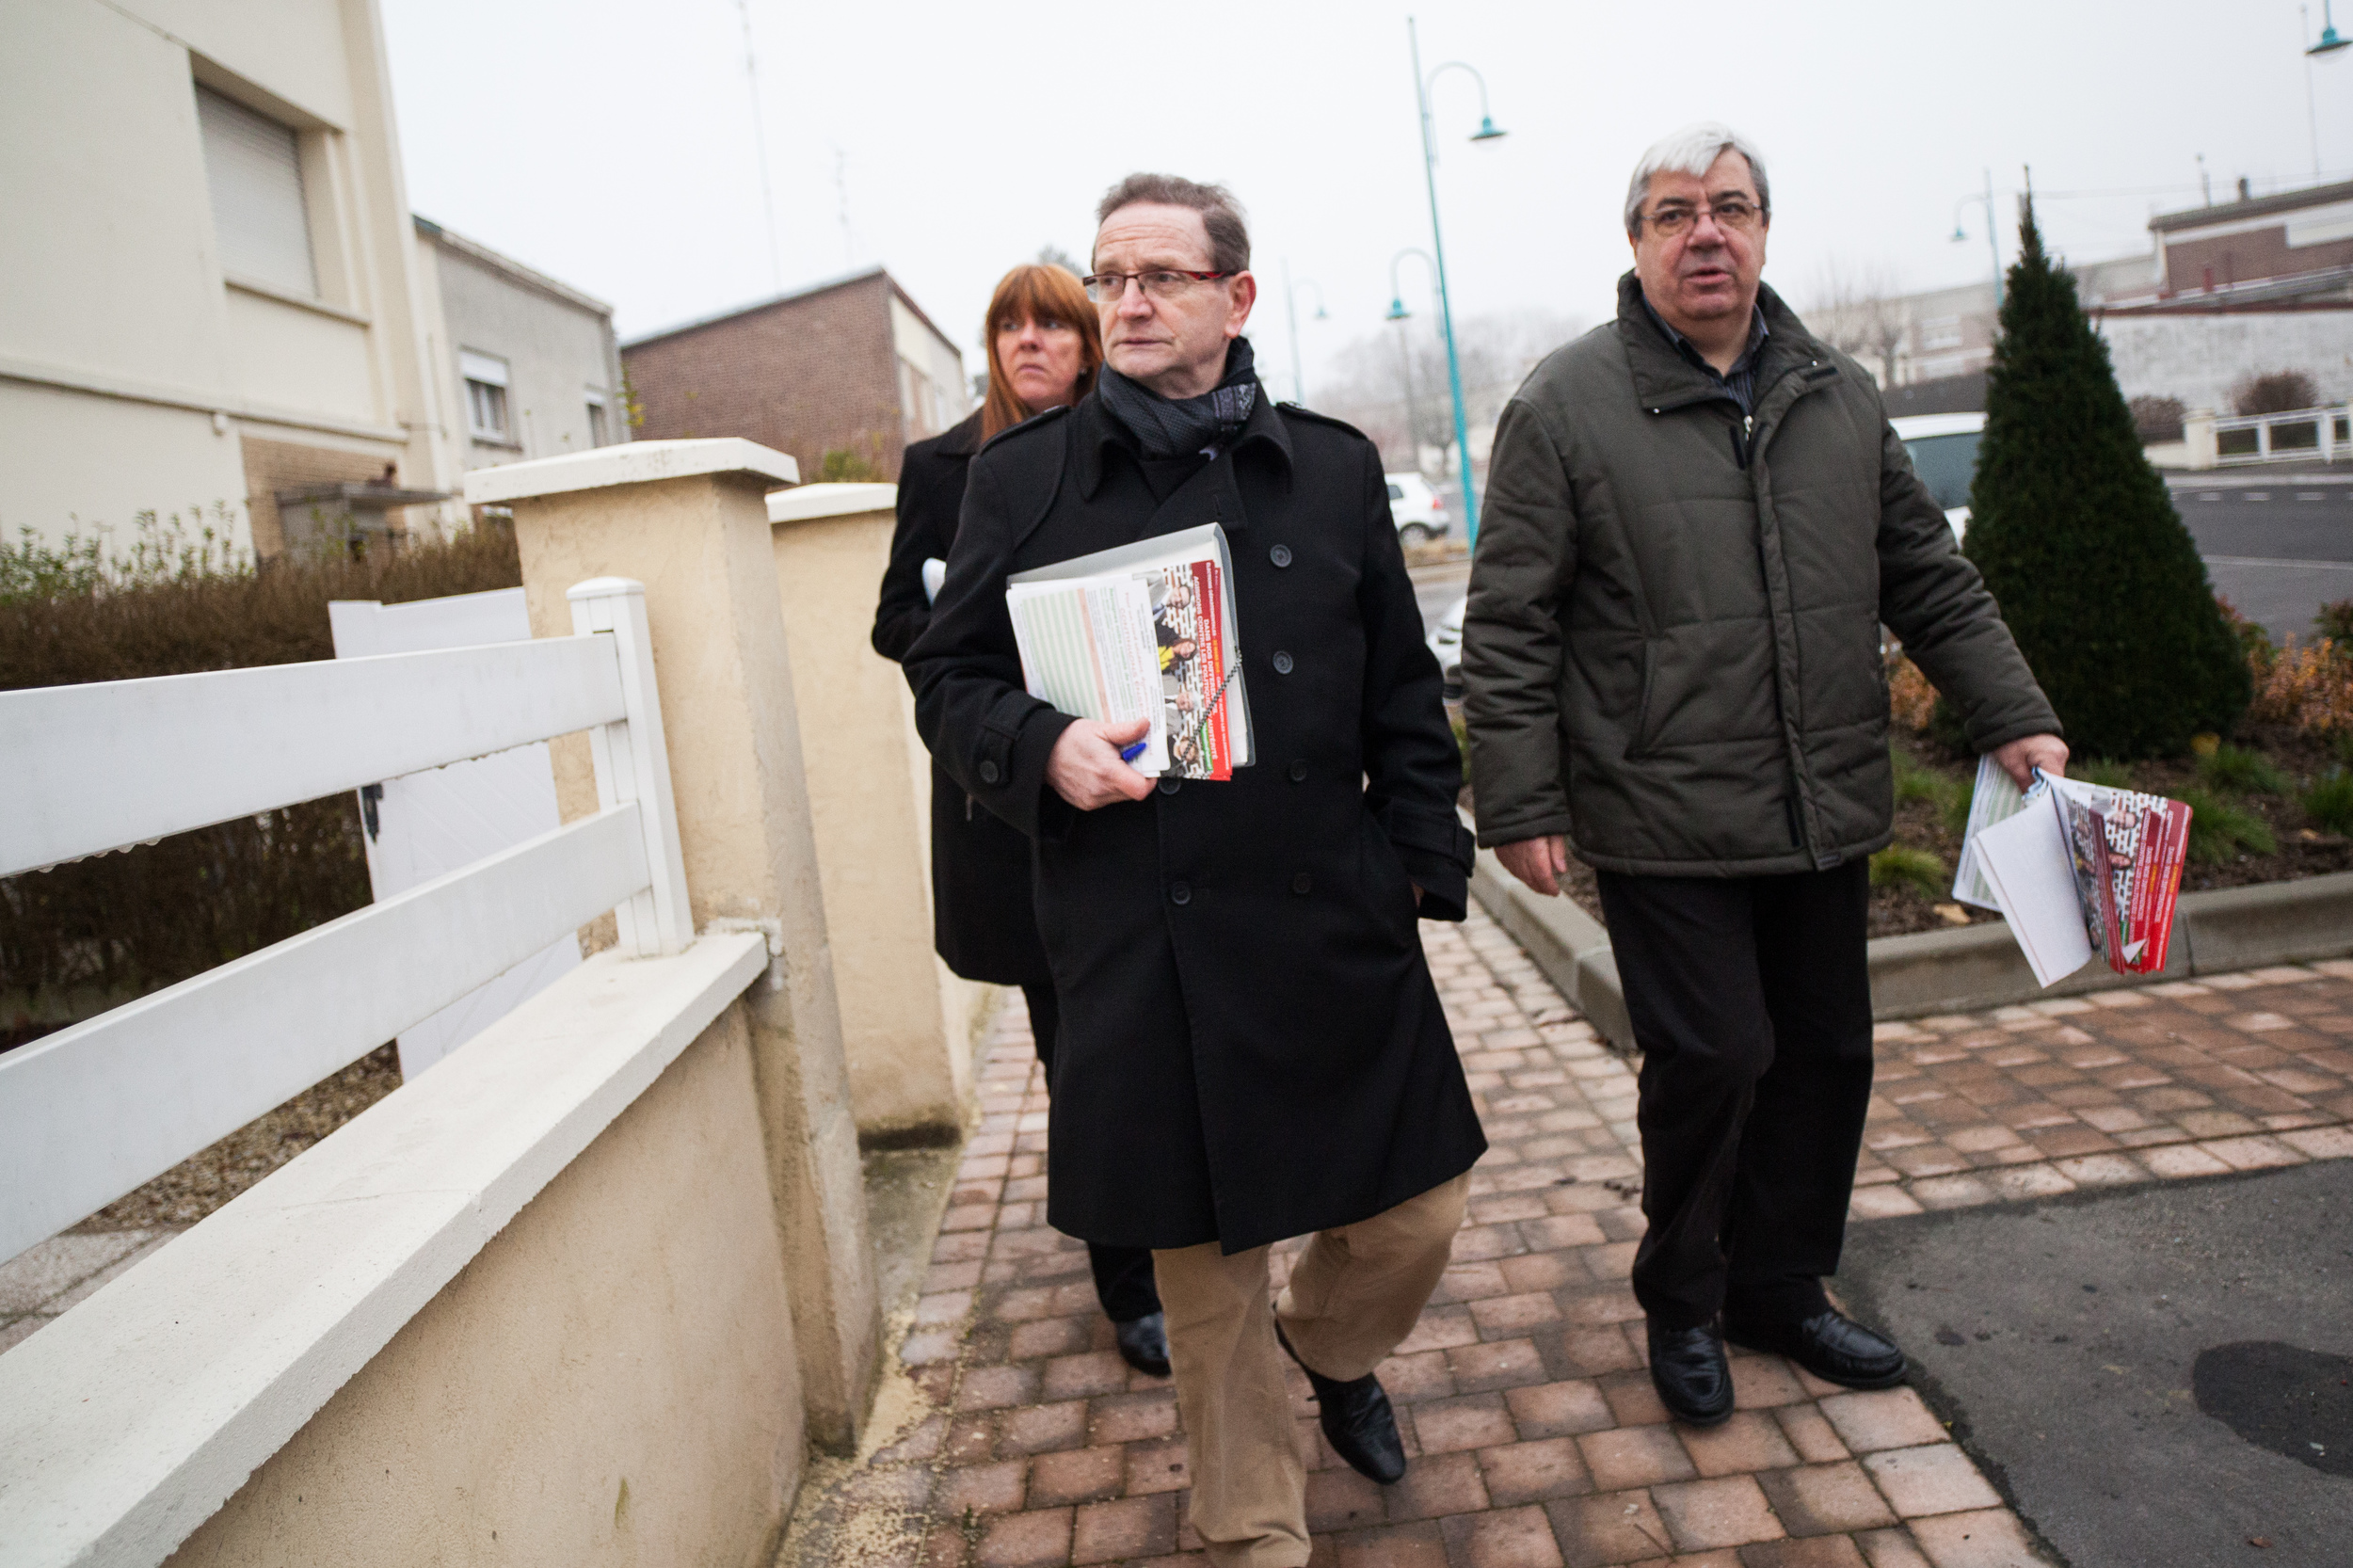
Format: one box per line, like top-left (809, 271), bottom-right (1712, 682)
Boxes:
top-left (467, 440), bottom-right (880, 1449)
top-left (2185, 408), bottom-right (2218, 470)
top-left (764, 481), bottom-right (983, 1144)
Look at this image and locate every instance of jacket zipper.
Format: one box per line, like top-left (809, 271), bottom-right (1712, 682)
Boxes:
top-left (1731, 412), bottom-right (1755, 470)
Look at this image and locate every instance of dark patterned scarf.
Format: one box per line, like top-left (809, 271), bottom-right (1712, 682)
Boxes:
top-left (1096, 336), bottom-right (1259, 459)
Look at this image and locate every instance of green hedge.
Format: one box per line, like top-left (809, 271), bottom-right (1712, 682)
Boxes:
top-left (1, 526), bottom-right (523, 1047)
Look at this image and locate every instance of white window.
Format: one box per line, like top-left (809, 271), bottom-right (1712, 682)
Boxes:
top-left (1918, 315), bottom-right (1963, 351)
top-left (461, 349), bottom-right (510, 441)
top-left (585, 390), bottom-right (609, 447)
top-left (196, 85), bottom-right (317, 297)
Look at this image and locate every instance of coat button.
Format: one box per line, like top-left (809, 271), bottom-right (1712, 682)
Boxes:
top-left (1170, 881), bottom-right (1193, 905)
top-left (1290, 872), bottom-right (1313, 895)
top-left (1273, 650), bottom-right (1295, 675)
top-left (1270, 544), bottom-right (1293, 568)
top-left (978, 759), bottom-right (1001, 784)
top-left (1288, 760), bottom-right (1307, 782)
top-left (1158, 776), bottom-right (1181, 795)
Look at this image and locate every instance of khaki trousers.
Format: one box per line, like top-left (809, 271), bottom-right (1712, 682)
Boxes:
top-left (1151, 1175), bottom-right (1471, 1568)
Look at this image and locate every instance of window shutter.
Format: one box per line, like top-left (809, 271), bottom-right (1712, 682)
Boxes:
top-left (197, 86), bottom-right (317, 298)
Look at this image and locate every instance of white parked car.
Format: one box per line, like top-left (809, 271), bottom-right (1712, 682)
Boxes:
top-left (1386, 472), bottom-right (1452, 544)
top-left (1428, 595), bottom-right (1465, 701)
top-left (1890, 411), bottom-right (1985, 541)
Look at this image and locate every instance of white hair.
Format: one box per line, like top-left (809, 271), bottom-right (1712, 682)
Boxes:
top-left (1624, 122), bottom-right (1770, 234)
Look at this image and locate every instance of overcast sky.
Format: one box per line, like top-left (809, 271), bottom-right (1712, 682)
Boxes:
top-left (384, 0), bottom-right (2350, 402)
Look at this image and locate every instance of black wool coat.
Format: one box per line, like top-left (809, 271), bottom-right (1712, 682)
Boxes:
top-left (905, 389), bottom-right (1486, 1254)
top-left (872, 411), bottom-right (1053, 987)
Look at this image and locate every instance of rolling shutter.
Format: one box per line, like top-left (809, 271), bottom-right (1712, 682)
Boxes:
top-left (197, 85), bottom-right (318, 297)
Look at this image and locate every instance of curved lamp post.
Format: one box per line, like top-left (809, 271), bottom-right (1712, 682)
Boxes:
top-left (1951, 168), bottom-right (2004, 309)
top-left (1407, 16), bottom-right (1506, 545)
top-left (2312, 0), bottom-right (2349, 53)
top-left (1281, 258), bottom-right (1327, 406)
top-left (1386, 248), bottom-right (1440, 479)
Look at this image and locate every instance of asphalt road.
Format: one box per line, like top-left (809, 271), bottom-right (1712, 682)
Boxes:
top-left (1836, 1160), bottom-right (2353, 1567)
top-left (2170, 473), bottom-right (2353, 646)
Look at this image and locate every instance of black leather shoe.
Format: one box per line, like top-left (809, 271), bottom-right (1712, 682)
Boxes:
top-left (1276, 1322), bottom-right (1407, 1484)
top-left (1647, 1318), bottom-right (1736, 1427)
top-left (1722, 1307), bottom-right (1908, 1389)
top-left (1113, 1311), bottom-right (1171, 1377)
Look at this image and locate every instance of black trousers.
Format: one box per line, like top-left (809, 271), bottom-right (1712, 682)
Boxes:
top-left (1021, 982), bottom-right (1163, 1322)
top-left (1593, 860), bottom-right (1875, 1332)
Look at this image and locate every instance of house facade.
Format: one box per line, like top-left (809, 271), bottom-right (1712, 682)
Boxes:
top-left (0, 0), bottom-right (463, 560)
top-left (621, 266), bottom-right (967, 483)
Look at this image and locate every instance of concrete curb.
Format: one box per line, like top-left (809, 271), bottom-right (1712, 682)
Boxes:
top-left (1466, 834), bottom-right (2353, 1055)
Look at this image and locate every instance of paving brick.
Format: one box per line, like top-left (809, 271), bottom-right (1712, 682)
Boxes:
top-left (1770, 1405), bottom-right (1851, 1464)
top-left (1087, 1390), bottom-right (1177, 1444)
top-left (1904, 1508), bottom-right (2042, 1567)
top-left (1854, 1528), bottom-right (1936, 1568)
top-left (1386, 1449), bottom-right (1491, 1520)
top-left (1411, 1394), bottom-right (1520, 1454)
top-left (976, 1506), bottom-right (1072, 1568)
top-left (937, 1459), bottom-right (1027, 1517)
top-left (1597, 1371), bottom-right (1672, 1428)
top-left (997, 1400), bottom-right (1088, 1456)
top-left (1450, 1338), bottom-right (1548, 1392)
top-left (1727, 1355), bottom-right (1810, 1411)
top-left (1649, 1475), bottom-right (1786, 1549)
top-left (1305, 1465), bottom-right (1387, 1532)
top-left (1477, 1436), bottom-right (1594, 1505)
top-left (1860, 1446), bottom-right (2002, 1519)
top-left (1737, 1538), bottom-right (1871, 1568)
top-left (1323, 1518), bottom-right (1452, 1566)
top-left (2138, 1143), bottom-right (2233, 1178)
top-left (1041, 1351), bottom-right (1130, 1401)
top-left (1010, 1319), bottom-right (1089, 1362)
top-left (1506, 1379), bottom-right (1618, 1438)
top-left (1440, 1503), bottom-right (1567, 1568)
top-left (1676, 1411), bottom-right (1801, 1478)
top-left (1123, 1434), bottom-right (1191, 1496)
top-left (1578, 1425), bottom-right (1699, 1490)
top-left (1816, 1389), bottom-right (1947, 1454)
top-left (959, 1365), bottom-right (1042, 1412)
top-left (1071, 1494), bottom-right (1176, 1564)
top-left (1545, 1491), bottom-right (1679, 1568)
top-left (1753, 1462), bottom-right (1898, 1535)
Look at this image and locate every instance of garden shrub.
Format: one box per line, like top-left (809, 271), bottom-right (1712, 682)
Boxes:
top-left (2196, 743), bottom-right (2289, 796)
top-left (2317, 600), bottom-right (2353, 646)
top-left (2247, 638), bottom-right (2353, 736)
top-left (2178, 786), bottom-right (2276, 863)
top-left (1868, 844), bottom-right (1947, 896)
top-left (2232, 370), bottom-right (2321, 416)
top-left (2128, 394), bottom-right (2185, 443)
top-left (2305, 772), bottom-right (2353, 837)
top-left (1963, 200), bottom-right (2249, 758)
top-left (1, 524), bottom-right (523, 1041)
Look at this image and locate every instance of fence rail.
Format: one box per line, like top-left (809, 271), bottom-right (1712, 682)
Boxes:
top-left (0, 576), bottom-right (691, 1265)
top-left (2212, 402), bottom-right (2351, 467)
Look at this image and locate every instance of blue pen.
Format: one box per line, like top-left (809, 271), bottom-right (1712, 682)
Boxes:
top-left (1119, 738), bottom-right (1149, 763)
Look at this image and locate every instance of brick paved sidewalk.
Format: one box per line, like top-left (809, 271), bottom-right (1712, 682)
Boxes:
top-left (799, 909), bottom-right (2353, 1568)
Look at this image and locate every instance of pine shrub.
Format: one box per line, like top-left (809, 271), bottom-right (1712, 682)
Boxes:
top-left (1962, 201), bottom-right (2249, 758)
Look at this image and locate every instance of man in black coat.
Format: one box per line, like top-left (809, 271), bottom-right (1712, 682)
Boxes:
top-left (906, 174), bottom-right (1484, 1568)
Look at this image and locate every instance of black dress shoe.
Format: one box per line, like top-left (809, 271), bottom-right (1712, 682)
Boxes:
top-left (1722, 1307), bottom-right (1908, 1389)
top-left (1276, 1322), bottom-right (1407, 1484)
top-left (1646, 1318), bottom-right (1735, 1427)
top-left (1114, 1311), bottom-right (1171, 1377)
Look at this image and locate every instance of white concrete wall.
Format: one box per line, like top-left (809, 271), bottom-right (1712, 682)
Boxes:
top-left (888, 295), bottom-right (967, 444)
top-left (2098, 311), bottom-right (2353, 412)
top-left (0, 0), bottom-right (453, 557)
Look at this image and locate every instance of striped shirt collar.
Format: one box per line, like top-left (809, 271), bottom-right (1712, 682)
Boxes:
top-left (1641, 295), bottom-right (1770, 414)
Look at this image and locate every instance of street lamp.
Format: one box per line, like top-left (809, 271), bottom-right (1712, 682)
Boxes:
top-left (1951, 168), bottom-right (2004, 310)
top-left (1407, 16), bottom-right (1506, 545)
top-left (2311, 0), bottom-right (2349, 53)
top-left (1280, 258), bottom-right (1327, 407)
top-left (1386, 248), bottom-right (1440, 474)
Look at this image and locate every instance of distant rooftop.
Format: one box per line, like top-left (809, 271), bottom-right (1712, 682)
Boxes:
top-left (2150, 177), bottom-right (2353, 233)
top-left (413, 216), bottom-right (614, 318)
top-left (620, 264), bottom-right (954, 355)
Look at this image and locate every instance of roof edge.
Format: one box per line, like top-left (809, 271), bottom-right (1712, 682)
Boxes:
top-left (620, 265), bottom-right (890, 350)
top-left (2151, 177), bottom-right (2353, 232)
top-left (413, 216), bottom-right (615, 318)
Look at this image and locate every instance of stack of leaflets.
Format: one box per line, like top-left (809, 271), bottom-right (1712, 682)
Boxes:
top-left (1003, 523), bottom-right (1254, 780)
top-left (1952, 756), bottom-right (2193, 988)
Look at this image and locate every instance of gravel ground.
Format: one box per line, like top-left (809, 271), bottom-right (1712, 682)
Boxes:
top-left (72, 1044), bottom-right (403, 1232)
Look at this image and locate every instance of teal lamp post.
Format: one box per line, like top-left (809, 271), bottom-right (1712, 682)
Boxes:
top-left (1386, 248), bottom-right (1440, 480)
top-left (1407, 17), bottom-right (1506, 545)
top-left (2312, 0), bottom-right (2349, 53)
top-left (1281, 258), bottom-right (1327, 407)
top-left (1951, 168), bottom-right (2004, 309)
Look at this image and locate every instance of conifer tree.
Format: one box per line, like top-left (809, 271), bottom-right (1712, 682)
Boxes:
top-left (1962, 200), bottom-right (2249, 758)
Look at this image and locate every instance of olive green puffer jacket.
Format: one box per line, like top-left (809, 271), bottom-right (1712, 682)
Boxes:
top-left (1463, 274), bottom-right (2058, 876)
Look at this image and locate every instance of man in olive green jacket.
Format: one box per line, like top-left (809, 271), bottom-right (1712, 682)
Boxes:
top-left (1462, 123), bottom-right (2066, 1427)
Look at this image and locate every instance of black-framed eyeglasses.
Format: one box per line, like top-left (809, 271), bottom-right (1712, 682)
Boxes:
top-left (1636, 198), bottom-right (1766, 239)
top-left (1082, 269), bottom-right (1237, 303)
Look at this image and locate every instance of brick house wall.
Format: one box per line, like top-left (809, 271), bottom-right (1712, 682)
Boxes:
top-left (239, 437), bottom-right (406, 559)
top-left (622, 269), bottom-right (912, 482)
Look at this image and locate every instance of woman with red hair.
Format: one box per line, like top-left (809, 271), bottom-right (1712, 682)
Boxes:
top-left (872, 264), bottom-right (1168, 1376)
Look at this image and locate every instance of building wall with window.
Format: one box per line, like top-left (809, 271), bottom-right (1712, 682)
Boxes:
top-left (621, 266), bottom-right (965, 483)
top-left (417, 218), bottom-right (627, 487)
top-left (0, 0), bottom-right (459, 560)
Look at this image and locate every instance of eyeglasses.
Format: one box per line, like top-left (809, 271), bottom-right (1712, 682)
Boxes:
top-left (1082, 269), bottom-right (1236, 303)
top-left (1637, 197), bottom-right (1766, 239)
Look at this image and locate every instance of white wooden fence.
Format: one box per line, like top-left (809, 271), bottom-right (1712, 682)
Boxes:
top-left (2211, 402), bottom-right (2351, 466)
top-left (0, 576), bottom-right (690, 1267)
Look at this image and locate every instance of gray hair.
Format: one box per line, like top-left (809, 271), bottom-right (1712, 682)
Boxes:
top-left (1624, 122), bottom-right (1770, 234)
top-left (1094, 173), bottom-right (1251, 274)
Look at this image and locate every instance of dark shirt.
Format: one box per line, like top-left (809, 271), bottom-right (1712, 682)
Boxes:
top-left (1641, 295), bottom-right (1770, 414)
